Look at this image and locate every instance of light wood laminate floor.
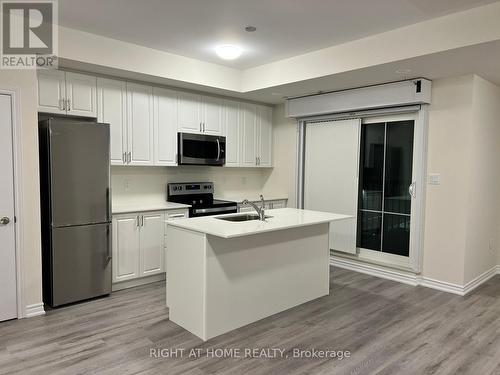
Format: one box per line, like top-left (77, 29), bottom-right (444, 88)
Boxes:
top-left (1, 267), bottom-right (500, 375)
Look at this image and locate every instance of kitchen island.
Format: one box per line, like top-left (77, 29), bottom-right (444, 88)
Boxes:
top-left (165, 208), bottom-right (350, 341)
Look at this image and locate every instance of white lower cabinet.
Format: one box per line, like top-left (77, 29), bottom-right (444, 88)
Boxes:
top-left (112, 209), bottom-right (188, 286)
top-left (140, 212), bottom-right (165, 276)
top-left (112, 213), bottom-right (141, 282)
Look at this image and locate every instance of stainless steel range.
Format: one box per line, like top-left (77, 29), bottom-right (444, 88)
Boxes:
top-left (167, 182), bottom-right (237, 217)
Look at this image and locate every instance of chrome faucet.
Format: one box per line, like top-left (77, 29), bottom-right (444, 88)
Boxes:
top-left (242, 194), bottom-right (266, 221)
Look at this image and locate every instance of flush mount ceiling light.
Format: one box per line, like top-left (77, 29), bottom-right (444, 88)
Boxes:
top-left (245, 25), bottom-right (257, 32)
top-left (215, 45), bottom-right (243, 60)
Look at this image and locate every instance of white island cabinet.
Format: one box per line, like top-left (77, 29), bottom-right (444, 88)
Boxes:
top-left (166, 208), bottom-right (350, 341)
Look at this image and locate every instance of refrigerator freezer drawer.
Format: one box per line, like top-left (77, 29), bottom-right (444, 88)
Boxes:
top-left (50, 223), bottom-right (112, 307)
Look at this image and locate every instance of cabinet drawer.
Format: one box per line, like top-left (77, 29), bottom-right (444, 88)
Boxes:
top-left (164, 209), bottom-right (188, 231)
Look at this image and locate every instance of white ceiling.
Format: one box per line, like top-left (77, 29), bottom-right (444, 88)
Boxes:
top-left (59, 0), bottom-right (498, 69)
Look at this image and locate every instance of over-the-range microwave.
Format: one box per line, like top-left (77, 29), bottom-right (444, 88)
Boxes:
top-left (177, 132), bottom-right (226, 166)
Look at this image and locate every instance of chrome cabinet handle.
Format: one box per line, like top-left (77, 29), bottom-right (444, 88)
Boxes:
top-left (136, 215), bottom-right (140, 227)
top-left (199, 122), bottom-right (202, 132)
top-left (122, 152), bottom-right (126, 164)
top-left (203, 123), bottom-right (206, 132)
top-left (0, 217), bottom-right (10, 225)
top-left (140, 215), bottom-right (144, 227)
top-left (59, 99), bottom-right (65, 111)
top-left (66, 99), bottom-right (71, 111)
top-left (408, 182), bottom-right (416, 198)
top-left (168, 213), bottom-right (186, 219)
top-left (127, 152), bottom-right (131, 164)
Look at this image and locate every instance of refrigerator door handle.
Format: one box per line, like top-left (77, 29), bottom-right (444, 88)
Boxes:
top-left (106, 225), bottom-right (112, 264)
top-left (106, 187), bottom-right (111, 221)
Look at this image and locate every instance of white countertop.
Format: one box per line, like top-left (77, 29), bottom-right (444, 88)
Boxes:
top-left (216, 195), bottom-right (288, 203)
top-left (112, 201), bottom-right (190, 214)
top-left (166, 208), bottom-right (351, 238)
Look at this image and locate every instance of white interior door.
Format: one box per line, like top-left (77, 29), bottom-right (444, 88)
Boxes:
top-left (304, 119), bottom-right (361, 254)
top-left (0, 94), bottom-right (17, 321)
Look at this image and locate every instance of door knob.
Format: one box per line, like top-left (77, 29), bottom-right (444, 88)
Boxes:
top-left (0, 217), bottom-right (10, 225)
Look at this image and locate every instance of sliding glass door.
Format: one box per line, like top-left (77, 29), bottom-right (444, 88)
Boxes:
top-left (357, 116), bottom-right (415, 258)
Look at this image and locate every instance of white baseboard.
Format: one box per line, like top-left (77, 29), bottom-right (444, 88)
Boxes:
top-left (463, 266), bottom-right (499, 295)
top-left (24, 303), bottom-right (45, 318)
top-left (419, 277), bottom-right (464, 295)
top-left (331, 255), bottom-right (420, 286)
top-left (112, 273), bottom-right (166, 292)
top-left (330, 256), bottom-right (500, 296)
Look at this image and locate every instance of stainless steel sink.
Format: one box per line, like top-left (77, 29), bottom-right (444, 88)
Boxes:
top-left (216, 214), bottom-right (272, 222)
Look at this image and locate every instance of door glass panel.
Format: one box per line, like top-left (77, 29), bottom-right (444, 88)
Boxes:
top-left (358, 211), bottom-right (382, 251)
top-left (384, 121), bottom-right (414, 215)
top-left (357, 119), bottom-right (414, 258)
top-left (359, 123), bottom-right (384, 211)
top-left (382, 214), bottom-right (410, 256)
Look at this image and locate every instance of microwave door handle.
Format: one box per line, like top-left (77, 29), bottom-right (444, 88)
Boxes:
top-left (216, 139), bottom-right (220, 161)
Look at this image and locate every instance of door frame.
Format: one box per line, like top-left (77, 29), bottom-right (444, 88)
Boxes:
top-left (0, 88), bottom-right (26, 319)
top-left (296, 104), bottom-right (429, 273)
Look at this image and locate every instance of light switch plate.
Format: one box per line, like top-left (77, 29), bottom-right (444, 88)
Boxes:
top-left (428, 173), bottom-right (441, 185)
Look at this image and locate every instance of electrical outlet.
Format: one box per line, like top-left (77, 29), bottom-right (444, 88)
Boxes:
top-left (241, 176), bottom-right (247, 185)
top-left (489, 238), bottom-right (495, 252)
top-left (428, 173), bottom-right (441, 185)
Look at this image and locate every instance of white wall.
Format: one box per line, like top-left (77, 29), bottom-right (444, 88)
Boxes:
top-left (0, 71), bottom-right (43, 315)
top-left (112, 166), bottom-right (269, 204)
top-left (262, 104), bottom-right (298, 207)
top-left (463, 76), bottom-right (500, 282)
top-left (422, 75), bottom-right (474, 285)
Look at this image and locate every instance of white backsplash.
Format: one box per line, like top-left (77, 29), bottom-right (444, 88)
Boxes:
top-left (111, 166), bottom-right (271, 205)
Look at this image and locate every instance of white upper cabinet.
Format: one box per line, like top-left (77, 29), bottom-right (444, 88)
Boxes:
top-left (97, 78), bottom-right (127, 166)
top-left (38, 70), bottom-right (97, 117)
top-left (202, 96), bottom-right (224, 135)
top-left (126, 83), bottom-right (154, 166)
top-left (256, 105), bottom-right (273, 167)
top-left (37, 70), bottom-right (272, 168)
top-left (224, 100), bottom-right (241, 167)
top-left (65, 72), bottom-right (97, 117)
top-left (38, 70), bottom-right (66, 115)
top-left (178, 92), bottom-right (224, 135)
top-left (178, 92), bottom-right (202, 133)
top-left (153, 87), bottom-right (178, 166)
top-left (241, 103), bottom-right (257, 167)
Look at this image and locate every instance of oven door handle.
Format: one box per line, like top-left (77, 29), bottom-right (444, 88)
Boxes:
top-left (216, 139), bottom-right (220, 161)
top-left (193, 206), bottom-right (236, 214)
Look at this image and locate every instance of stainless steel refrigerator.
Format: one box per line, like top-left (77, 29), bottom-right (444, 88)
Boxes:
top-left (39, 117), bottom-right (112, 307)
